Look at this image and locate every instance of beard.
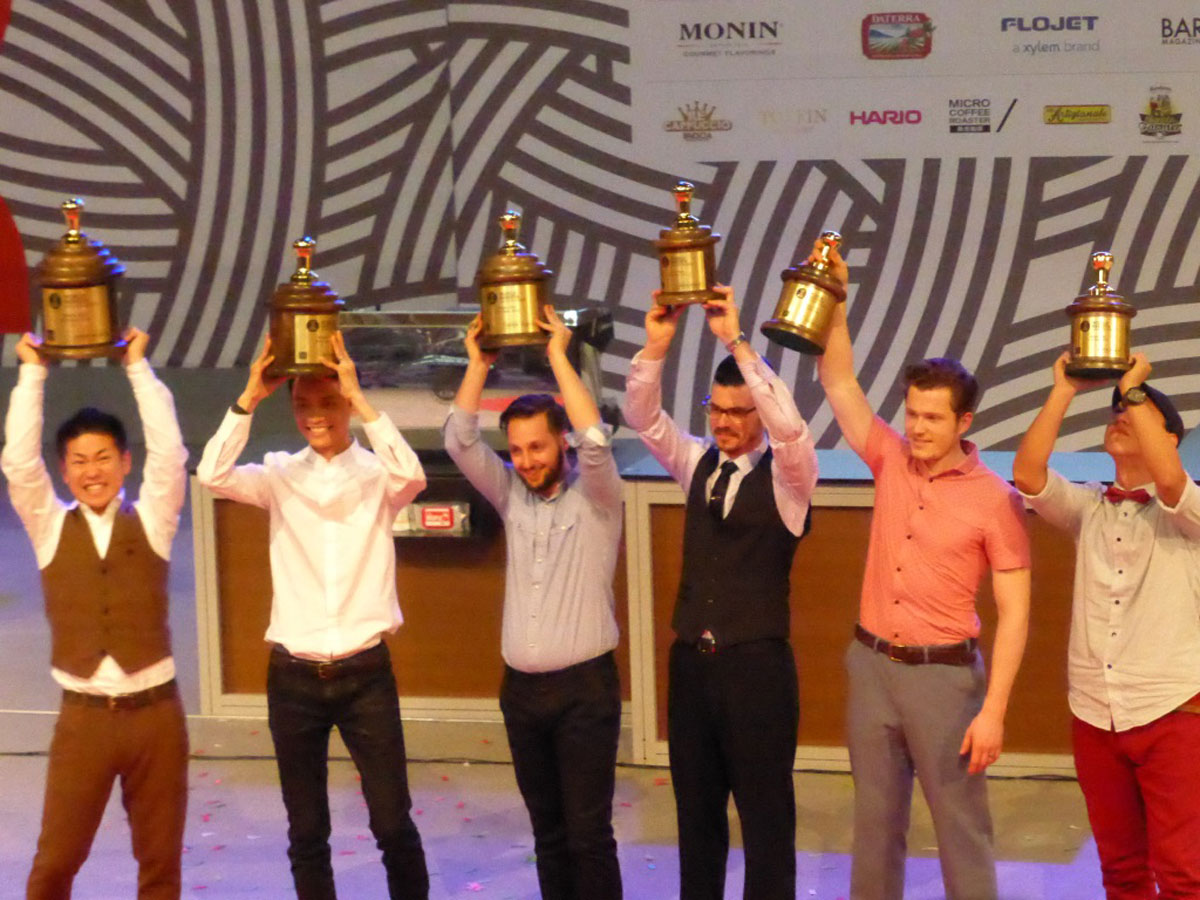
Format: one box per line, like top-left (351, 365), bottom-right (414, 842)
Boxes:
top-left (518, 448), bottom-right (567, 495)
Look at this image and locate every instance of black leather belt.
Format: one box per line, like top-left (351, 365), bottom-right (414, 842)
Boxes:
top-left (855, 624), bottom-right (977, 666)
top-left (270, 642), bottom-right (387, 680)
top-left (62, 678), bottom-right (178, 711)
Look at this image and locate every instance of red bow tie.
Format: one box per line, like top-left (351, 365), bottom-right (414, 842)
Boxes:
top-left (1104, 485), bottom-right (1152, 504)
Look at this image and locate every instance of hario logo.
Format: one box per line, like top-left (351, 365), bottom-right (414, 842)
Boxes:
top-left (679, 21), bottom-right (780, 41)
top-left (1001, 16), bottom-right (1099, 32)
top-left (850, 110), bottom-right (922, 125)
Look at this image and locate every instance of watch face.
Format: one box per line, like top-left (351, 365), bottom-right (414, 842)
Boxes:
top-left (1124, 387), bottom-right (1147, 406)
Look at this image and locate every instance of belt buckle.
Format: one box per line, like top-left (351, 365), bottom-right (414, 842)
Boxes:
top-left (107, 694), bottom-right (120, 711)
top-left (697, 634), bottom-right (717, 654)
top-left (316, 661), bottom-right (336, 680)
top-left (886, 642), bottom-right (909, 664)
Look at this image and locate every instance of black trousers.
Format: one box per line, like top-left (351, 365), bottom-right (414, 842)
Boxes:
top-left (668, 638), bottom-right (799, 900)
top-left (500, 651), bottom-right (623, 900)
top-left (267, 642), bottom-right (428, 900)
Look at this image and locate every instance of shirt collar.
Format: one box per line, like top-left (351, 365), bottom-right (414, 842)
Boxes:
top-left (71, 488), bottom-right (126, 523)
top-left (717, 437), bottom-right (768, 473)
top-left (907, 439), bottom-right (980, 479)
top-left (298, 439), bottom-right (359, 469)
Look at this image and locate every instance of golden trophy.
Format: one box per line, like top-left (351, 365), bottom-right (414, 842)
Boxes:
top-left (34, 198), bottom-right (126, 359)
top-left (1065, 251), bottom-right (1136, 379)
top-left (265, 237), bottom-right (343, 378)
top-left (761, 230), bottom-right (847, 354)
top-left (476, 212), bottom-right (553, 350)
top-left (653, 181), bottom-right (721, 306)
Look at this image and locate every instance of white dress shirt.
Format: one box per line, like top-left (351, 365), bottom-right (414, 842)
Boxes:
top-left (622, 350), bottom-right (818, 536)
top-left (1, 360), bottom-right (187, 695)
top-left (1022, 471), bottom-right (1200, 731)
top-left (444, 407), bottom-right (622, 673)
top-left (196, 408), bottom-right (426, 659)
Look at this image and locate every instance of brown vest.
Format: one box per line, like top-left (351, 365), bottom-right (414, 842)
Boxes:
top-left (40, 504), bottom-right (171, 678)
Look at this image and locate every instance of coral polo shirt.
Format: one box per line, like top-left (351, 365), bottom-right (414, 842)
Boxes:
top-left (858, 418), bottom-right (1030, 646)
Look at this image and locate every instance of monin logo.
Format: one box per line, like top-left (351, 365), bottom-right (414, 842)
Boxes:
top-left (679, 21), bottom-right (780, 41)
top-left (850, 110), bottom-right (923, 125)
top-left (1001, 16), bottom-right (1098, 32)
top-left (664, 102), bottom-right (733, 141)
top-left (1162, 18), bottom-right (1200, 45)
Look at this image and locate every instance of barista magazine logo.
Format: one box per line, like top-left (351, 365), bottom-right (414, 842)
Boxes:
top-left (1161, 17), bottom-right (1200, 45)
top-left (1139, 85), bottom-right (1182, 139)
top-left (862, 13), bottom-right (934, 59)
top-left (664, 101), bottom-right (733, 141)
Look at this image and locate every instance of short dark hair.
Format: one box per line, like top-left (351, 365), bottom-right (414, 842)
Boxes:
top-left (713, 354), bottom-right (745, 387)
top-left (499, 393), bottom-right (569, 435)
top-left (903, 357), bottom-right (980, 416)
top-left (1111, 382), bottom-right (1186, 445)
top-left (55, 407), bottom-right (128, 459)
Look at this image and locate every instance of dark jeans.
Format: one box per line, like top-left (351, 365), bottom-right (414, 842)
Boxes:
top-left (500, 651), bottom-right (623, 900)
top-left (267, 642), bottom-right (428, 900)
top-left (668, 638), bottom-right (799, 900)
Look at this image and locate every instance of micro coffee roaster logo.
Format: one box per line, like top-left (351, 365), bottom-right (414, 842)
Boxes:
top-left (948, 98), bottom-right (1017, 133)
top-left (861, 13), bottom-right (934, 59)
top-left (1140, 85), bottom-right (1182, 139)
top-left (665, 101), bottom-right (733, 141)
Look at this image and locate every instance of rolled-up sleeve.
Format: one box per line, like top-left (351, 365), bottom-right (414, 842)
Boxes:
top-left (443, 404), bottom-right (511, 515)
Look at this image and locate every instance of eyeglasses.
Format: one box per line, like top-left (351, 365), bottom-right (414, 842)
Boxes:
top-left (700, 396), bottom-right (757, 421)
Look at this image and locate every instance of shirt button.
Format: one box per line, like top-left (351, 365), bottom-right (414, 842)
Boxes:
top-left (906, 534), bottom-right (912, 540)
top-left (1116, 537), bottom-right (1122, 542)
top-left (1115, 600), bottom-right (1121, 605)
top-left (894, 600), bottom-right (900, 605)
top-left (1117, 569), bottom-right (1123, 575)
top-left (896, 566), bottom-right (901, 572)
top-left (918, 505), bottom-right (925, 510)
top-left (1106, 664), bottom-right (1113, 669)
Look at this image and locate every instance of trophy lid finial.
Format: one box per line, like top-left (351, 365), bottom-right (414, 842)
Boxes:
top-left (1090, 251), bottom-right (1114, 294)
top-left (673, 181), bottom-right (698, 226)
top-left (292, 236), bottom-right (317, 283)
top-left (818, 230), bottom-right (842, 260)
top-left (62, 198), bottom-right (84, 244)
top-left (498, 212), bottom-right (524, 255)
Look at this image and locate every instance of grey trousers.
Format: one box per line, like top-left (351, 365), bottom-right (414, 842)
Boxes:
top-left (845, 639), bottom-right (996, 900)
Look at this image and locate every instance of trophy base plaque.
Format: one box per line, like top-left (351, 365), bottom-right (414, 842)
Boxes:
top-left (1065, 358), bottom-right (1132, 380)
top-left (478, 330), bottom-right (551, 352)
top-left (39, 339), bottom-right (127, 362)
top-left (760, 320), bottom-right (824, 355)
top-left (656, 288), bottom-right (722, 308)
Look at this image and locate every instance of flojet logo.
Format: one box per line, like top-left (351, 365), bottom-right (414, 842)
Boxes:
top-left (1044, 105), bottom-right (1112, 124)
top-left (1162, 17), bottom-right (1200, 45)
top-left (1140, 86), bottom-right (1182, 139)
top-left (861, 13), bottom-right (934, 60)
top-left (948, 98), bottom-right (1017, 133)
top-left (677, 20), bottom-right (782, 58)
top-left (664, 102), bottom-right (733, 141)
top-left (1007, 14), bottom-right (1100, 55)
top-left (850, 109), bottom-right (922, 125)
top-left (1001, 16), bottom-right (1098, 31)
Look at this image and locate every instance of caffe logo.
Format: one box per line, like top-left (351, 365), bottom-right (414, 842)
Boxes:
top-left (665, 101), bottom-right (733, 141)
top-left (48, 292), bottom-right (62, 310)
top-left (1044, 105), bottom-right (1111, 124)
top-left (1140, 86), bottom-right (1182, 139)
top-left (862, 13), bottom-right (934, 59)
top-left (306, 319), bottom-right (320, 332)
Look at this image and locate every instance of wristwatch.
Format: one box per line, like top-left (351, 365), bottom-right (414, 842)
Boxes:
top-left (1121, 386), bottom-right (1147, 406)
top-left (726, 331), bottom-right (747, 352)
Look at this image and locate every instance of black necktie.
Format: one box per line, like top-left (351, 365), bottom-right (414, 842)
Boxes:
top-left (708, 461), bottom-right (739, 519)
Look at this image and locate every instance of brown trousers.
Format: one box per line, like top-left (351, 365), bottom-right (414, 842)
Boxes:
top-left (26, 690), bottom-right (189, 900)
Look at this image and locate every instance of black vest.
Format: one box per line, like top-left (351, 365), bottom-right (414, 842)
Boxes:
top-left (674, 447), bottom-right (807, 645)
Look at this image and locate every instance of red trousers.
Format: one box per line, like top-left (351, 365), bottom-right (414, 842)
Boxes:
top-left (1072, 712), bottom-right (1200, 900)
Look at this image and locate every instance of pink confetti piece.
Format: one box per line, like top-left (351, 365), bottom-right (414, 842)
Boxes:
top-left (356, 834), bottom-right (370, 841)
top-left (653, 777), bottom-right (669, 786)
top-left (463, 817), bottom-right (472, 823)
top-left (201, 814), bottom-right (211, 823)
top-left (192, 886), bottom-right (207, 891)
top-left (414, 809), bottom-right (424, 815)
top-left (337, 850), bottom-right (356, 856)
top-left (213, 779), bottom-right (222, 785)
top-left (456, 801), bottom-right (466, 809)
top-left (249, 729), bottom-right (259, 736)
top-left (440, 774), bottom-right (450, 781)
top-left (619, 801), bottom-right (632, 807)
top-left (210, 845), bottom-right (225, 852)
top-left (466, 883), bottom-right (483, 892)
top-left (480, 738), bottom-right (491, 744)
top-left (196, 772), bottom-right (209, 779)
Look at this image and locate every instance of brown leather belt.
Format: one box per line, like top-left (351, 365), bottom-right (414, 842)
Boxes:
top-left (855, 624), bottom-right (977, 666)
top-left (62, 678), bottom-right (178, 711)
